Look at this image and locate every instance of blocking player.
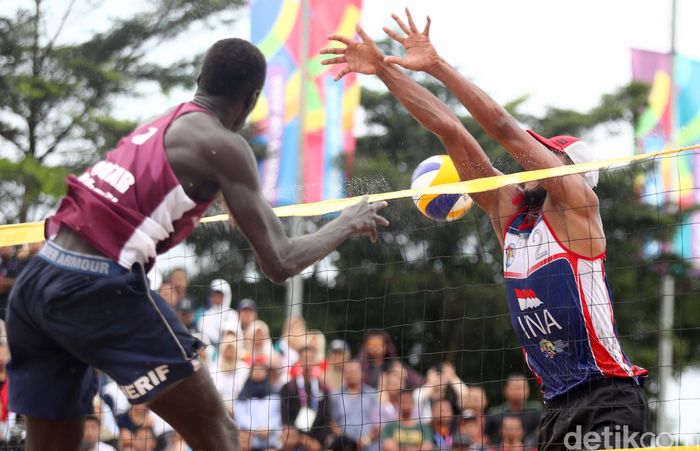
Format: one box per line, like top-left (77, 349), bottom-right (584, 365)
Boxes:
top-left (321, 12), bottom-right (648, 449)
top-left (7, 38), bottom-right (388, 451)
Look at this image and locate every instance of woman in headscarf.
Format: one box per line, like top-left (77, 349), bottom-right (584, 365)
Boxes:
top-left (213, 330), bottom-right (250, 414)
top-left (357, 330), bottom-right (423, 389)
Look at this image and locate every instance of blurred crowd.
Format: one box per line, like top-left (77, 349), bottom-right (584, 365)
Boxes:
top-left (0, 247), bottom-right (543, 451)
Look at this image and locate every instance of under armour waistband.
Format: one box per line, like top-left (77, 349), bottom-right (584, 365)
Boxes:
top-left (38, 241), bottom-right (128, 277)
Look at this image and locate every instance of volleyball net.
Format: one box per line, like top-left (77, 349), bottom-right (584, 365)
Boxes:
top-left (1, 149), bottom-right (700, 450)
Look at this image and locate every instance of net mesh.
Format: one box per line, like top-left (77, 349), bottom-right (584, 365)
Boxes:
top-left (0, 155), bottom-right (699, 450)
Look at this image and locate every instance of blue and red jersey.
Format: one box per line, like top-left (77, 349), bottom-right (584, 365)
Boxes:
top-left (503, 208), bottom-right (647, 401)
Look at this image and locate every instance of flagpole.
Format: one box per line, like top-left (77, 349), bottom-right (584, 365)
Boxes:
top-left (657, 0), bottom-right (677, 436)
top-left (285, 0), bottom-right (310, 320)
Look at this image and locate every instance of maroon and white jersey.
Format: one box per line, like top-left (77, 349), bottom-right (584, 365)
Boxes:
top-left (46, 102), bottom-right (214, 270)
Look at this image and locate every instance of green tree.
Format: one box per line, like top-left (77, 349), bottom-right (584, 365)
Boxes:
top-left (0, 0), bottom-right (244, 223)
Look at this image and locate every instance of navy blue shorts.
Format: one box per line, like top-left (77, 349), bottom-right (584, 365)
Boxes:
top-left (6, 242), bottom-right (204, 420)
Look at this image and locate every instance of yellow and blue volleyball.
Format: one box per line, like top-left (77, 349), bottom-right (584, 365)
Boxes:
top-left (410, 155), bottom-right (472, 222)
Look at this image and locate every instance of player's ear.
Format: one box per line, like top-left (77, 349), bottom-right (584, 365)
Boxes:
top-left (246, 89), bottom-right (261, 111)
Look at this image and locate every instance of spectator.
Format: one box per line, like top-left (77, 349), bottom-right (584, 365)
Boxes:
top-left (164, 431), bottom-right (191, 451)
top-left (176, 298), bottom-right (197, 334)
top-left (166, 267), bottom-right (189, 304)
top-left (166, 267), bottom-right (197, 328)
top-left (132, 426), bottom-right (157, 451)
top-left (117, 404), bottom-right (153, 434)
top-left (288, 329), bottom-right (327, 383)
top-left (451, 434), bottom-right (473, 451)
top-left (276, 315), bottom-right (308, 371)
top-left (214, 330), bottom-right (250, 413)
top-left (323, 339), bottom-right (350, 392)
top-left (381, 389), bottom-right (433, 451)
top-left (92, 394), bottom-right (118, 444)
top-left (307, 329), bottom-right (327, 366)
top-left (490, 415), bottom-right (535, 451)
top-left (237, 298), bottom-right (258, 343)
top-left (245, 319), bottom-right (278, 365)
top-left (101, 374), bottom-right (130, 419)
top-left (199, 279), bottom-right (238, 348)
top-left (0, 245), bottom-right (35, 319)
top-left (415, 363), bottom-right (469, 424)
top-left (329, 359), bottom-right (380, 451)
top-left (461, 386), bottom-right (488, 448)
top-left (239, 358), bottom-right (274, 401)
top-left (280, 346), bottom-right (332, 451)
top-left (484, 375), bottom-right (540, 445)
top-left (379, 369), bottom-right (406, 424)
top-left (118, 429), bottom-right (133, 450)
top-left (358, 330), bottom-right (422, 389)
top-left (429, 399), bottom-right (455, 450)
top-left (81, 415), bottom-right (117, 451)
top-left (458, 410), bottom-right (488, 451)
top-left (464, 386), bottom-right (488, 416)
top-left (236, 358), bottom-right (282, 450)
top-left (158, 282), bottom-right (178, 310)
top-left (0, 329), bottom-right (9, 440)
top-left (116, 403), bottom-right (173, 443)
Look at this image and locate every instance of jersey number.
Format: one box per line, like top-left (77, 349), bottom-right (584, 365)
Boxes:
top-left (532, 229), bottom-right (548, 260)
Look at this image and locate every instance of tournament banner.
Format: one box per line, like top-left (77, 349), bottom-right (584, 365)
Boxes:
top-left (250, 0), bottom-right (362, 206)
top-left (631, 49), bottom-right (700, 265)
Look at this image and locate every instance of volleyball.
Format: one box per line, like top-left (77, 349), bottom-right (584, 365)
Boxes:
top-left (410, 155), bottom-right (472, 222)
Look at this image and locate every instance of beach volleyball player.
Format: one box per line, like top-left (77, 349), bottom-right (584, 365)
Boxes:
top-left (7, 38), bottom-right (388, 451)
top-left (321, 11), bottom-right (649, 449)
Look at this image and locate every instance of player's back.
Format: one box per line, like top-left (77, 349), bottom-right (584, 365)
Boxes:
top-left (46, 101), bottom-right (217, 270)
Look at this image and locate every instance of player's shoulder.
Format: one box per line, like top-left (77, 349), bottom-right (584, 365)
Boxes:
top-left (171, 112), bottom-right (249, 154)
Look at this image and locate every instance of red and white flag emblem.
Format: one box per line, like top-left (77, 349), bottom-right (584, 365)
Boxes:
top-left (514, 288), bottom-right (543, 311)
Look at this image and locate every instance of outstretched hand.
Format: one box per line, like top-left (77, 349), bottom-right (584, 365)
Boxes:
top-left (339, 196), bottom-right (390, 244)
top-left (320, 25), bottom-right (384, 81)
top-left (382, 8), bottom-right (439, 72)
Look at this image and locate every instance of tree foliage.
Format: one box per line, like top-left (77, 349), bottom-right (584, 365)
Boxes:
top-left (0, 0), bottom-right (244, 223)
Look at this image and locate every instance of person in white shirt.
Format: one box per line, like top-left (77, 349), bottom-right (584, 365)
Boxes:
top-left (198, 279), bottom-right (238, 348)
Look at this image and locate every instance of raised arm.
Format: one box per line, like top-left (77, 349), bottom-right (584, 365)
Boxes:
top-left (211, 133), bottom-right (389, 284)
top-left (384, 9), bottom-right (597, 214)
top-left (320, 25), bottom-right (518, 228)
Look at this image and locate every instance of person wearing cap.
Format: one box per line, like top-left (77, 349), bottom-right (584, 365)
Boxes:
top-left (198, 278), bottom-right (239, 348)
top-left (322, 339), bottom-right (350, 392)
top-left (237, 298), bottom-right (257, 335)
top-left (176, 297), bottom-right (197, 334)
top-left (320, 9), bottom-right (648, 450)
top-left (457, 410), bottom-right (487, 451)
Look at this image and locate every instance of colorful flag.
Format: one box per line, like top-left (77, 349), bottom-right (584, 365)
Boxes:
top-left (250, 0), bottom-right (362, 206)
top-left (631, 49), bottom-right (700, 265)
